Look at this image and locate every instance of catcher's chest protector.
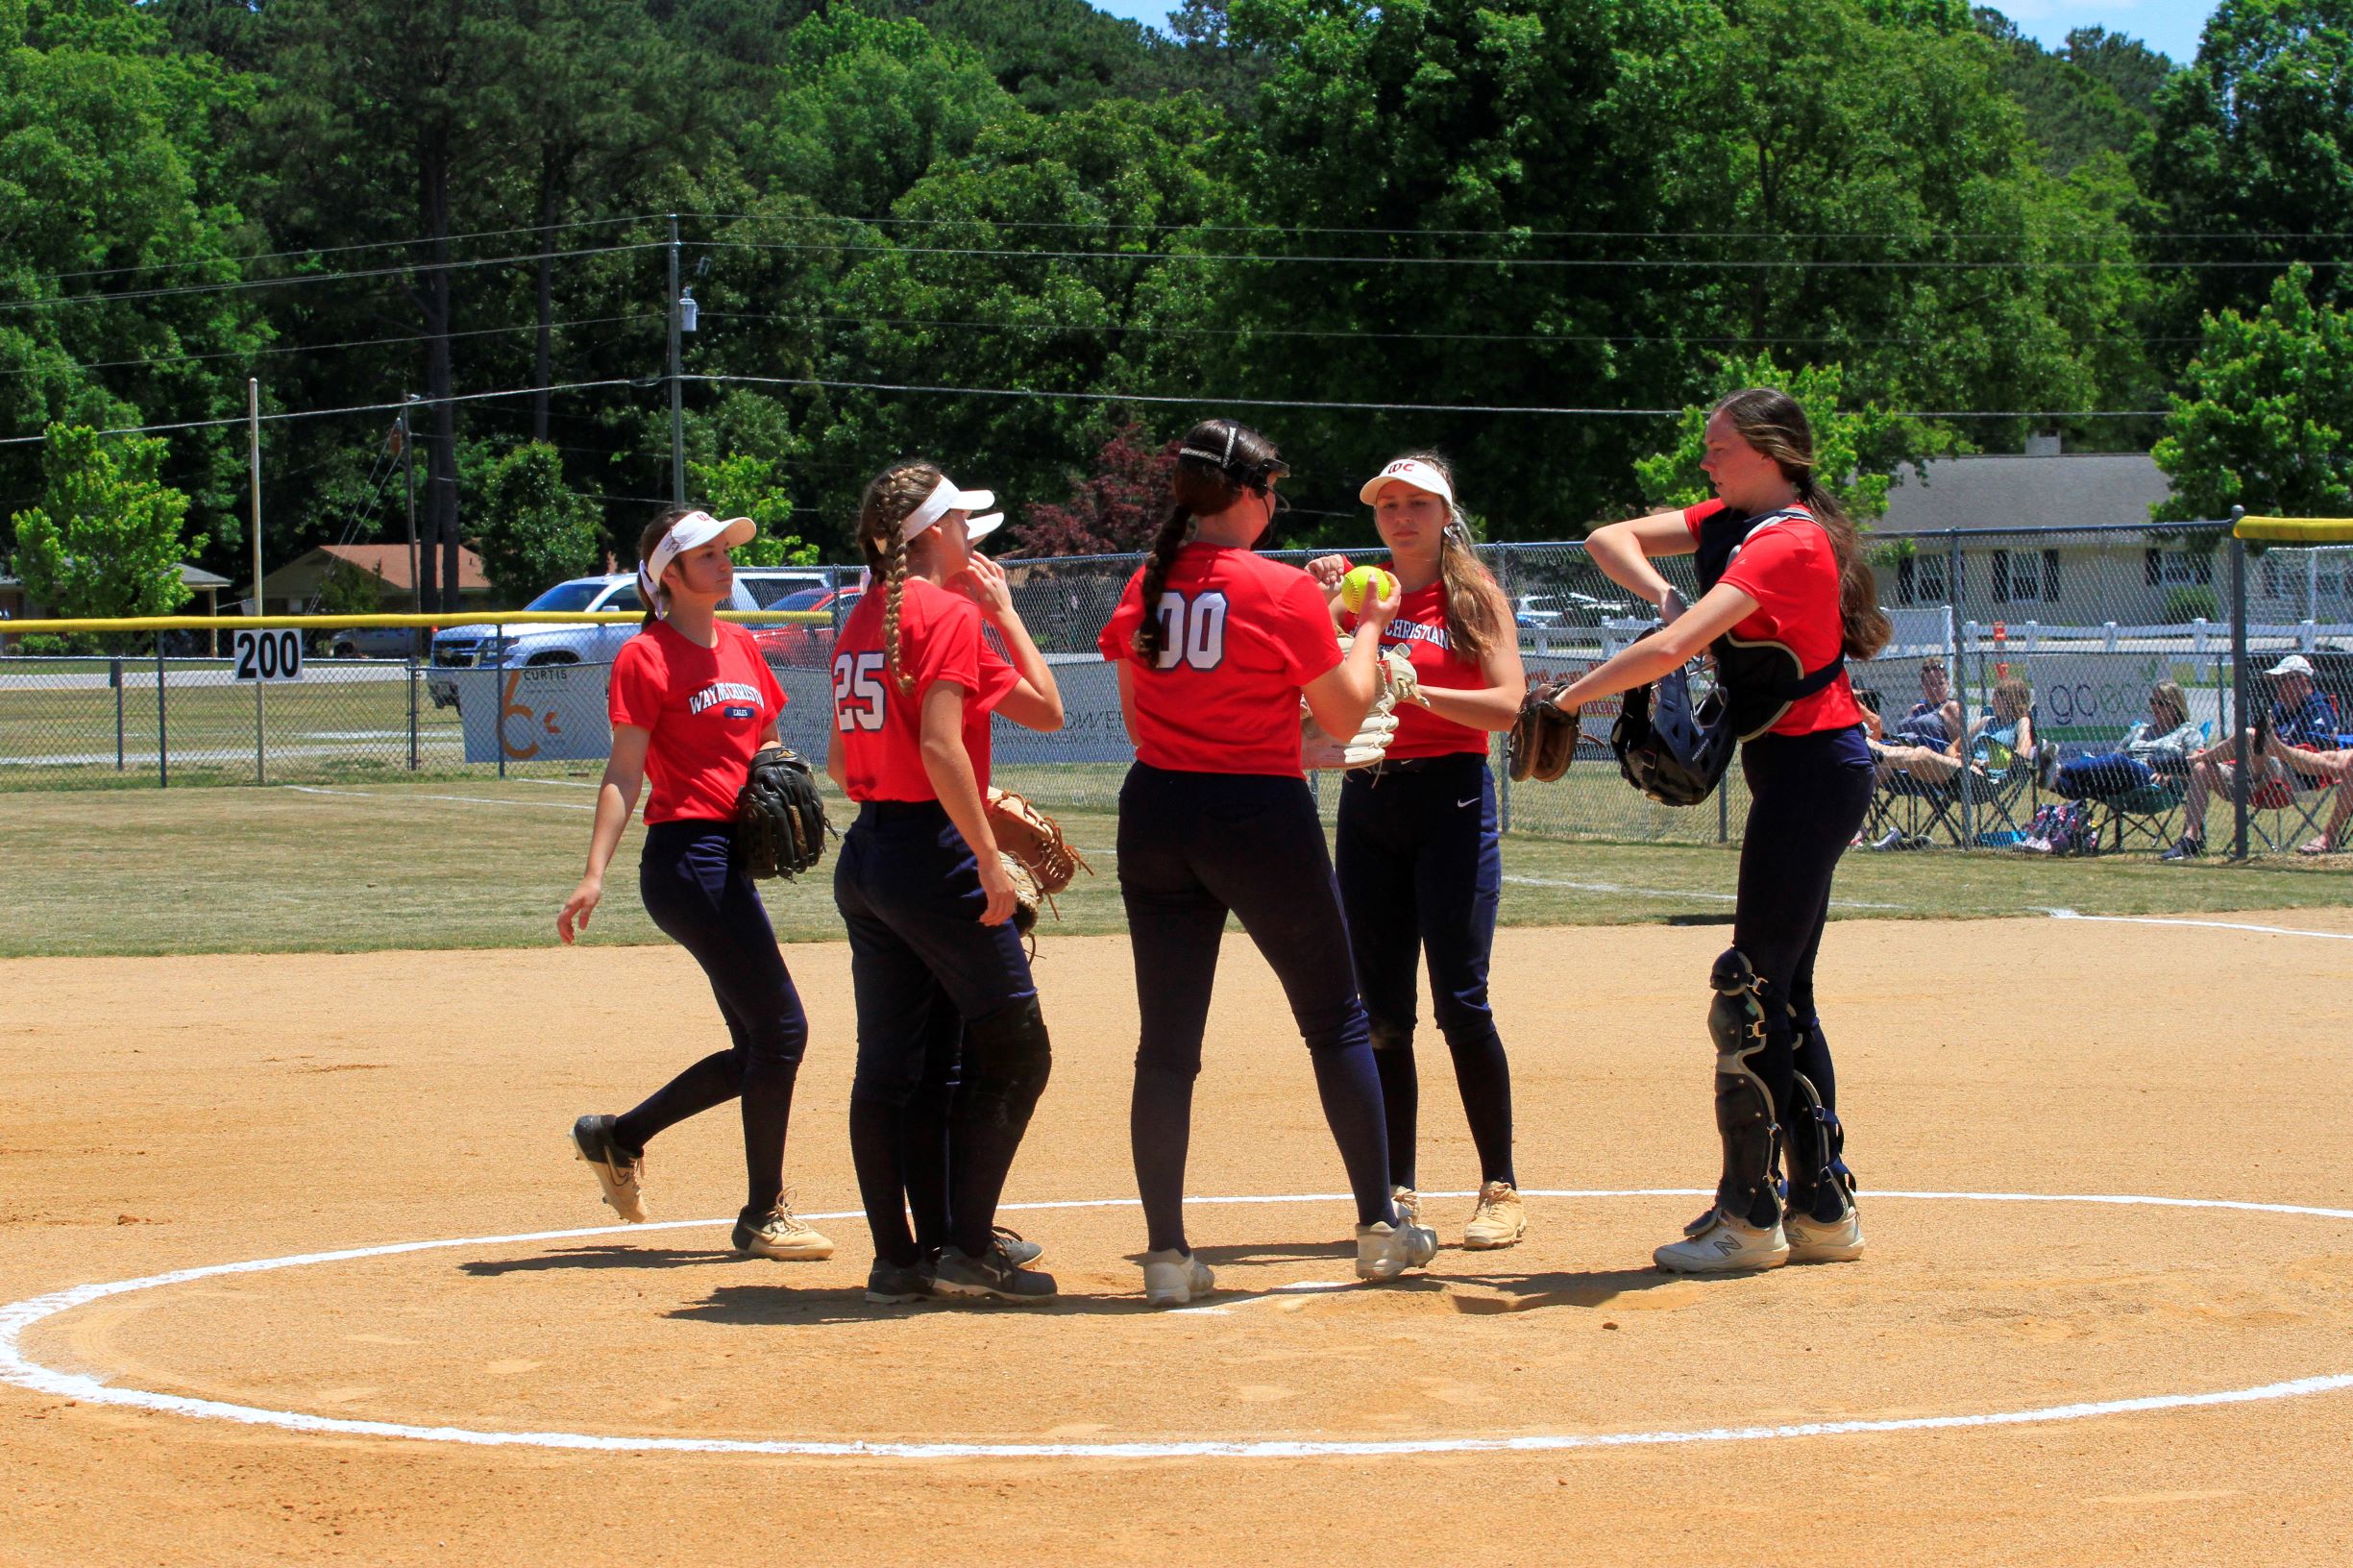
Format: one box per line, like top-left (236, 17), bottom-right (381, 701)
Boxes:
top-left (1693, 506), bottom-right (1847, 740)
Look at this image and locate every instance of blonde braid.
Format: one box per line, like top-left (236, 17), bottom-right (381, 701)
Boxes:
top-left (882, 539), bottom-right (913, 694)
top-left (854, 458), bottom-right (948, 693)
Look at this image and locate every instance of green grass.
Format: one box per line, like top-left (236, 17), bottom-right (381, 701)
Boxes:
top-left (2, 776), bottom-right (2345, 958)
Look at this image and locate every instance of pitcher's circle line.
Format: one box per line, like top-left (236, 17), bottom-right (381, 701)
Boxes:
top-left (5, 1188), bottom-right (2349, 1461)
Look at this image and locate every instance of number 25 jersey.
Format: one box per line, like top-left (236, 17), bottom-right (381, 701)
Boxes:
top-left (832, 575), bottom-right (1017, 801)
top-left (1098, 542), bottom-right (1342, 778)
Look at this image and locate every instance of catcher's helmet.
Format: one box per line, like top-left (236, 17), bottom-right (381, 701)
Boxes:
top-left (1611, 661), bottom-right (1736, 807)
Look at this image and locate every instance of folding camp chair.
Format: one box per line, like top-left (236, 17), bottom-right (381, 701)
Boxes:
top-left (2082, 723), bottom-right (2208, 854)
top-left (1863, 710), bottom-right (2045, 849)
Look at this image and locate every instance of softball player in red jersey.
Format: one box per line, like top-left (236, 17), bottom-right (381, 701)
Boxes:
top-left (1099, 418), bottom-right (1438, 1307)
top-left (1545, 388), bottom-right (1884, 1273)
top-left (559, 506), bottom-right (831, 1262)
top-left (1306, 453), bottom-right (1529, 1249)
top-left (828, 461), bottom-right (1066, 1305)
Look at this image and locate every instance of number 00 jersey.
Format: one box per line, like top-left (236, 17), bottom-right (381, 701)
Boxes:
top-left (832, 576), bottom-right (1017, 802)
top-left (1098, 542), bottom-right (1342, 777)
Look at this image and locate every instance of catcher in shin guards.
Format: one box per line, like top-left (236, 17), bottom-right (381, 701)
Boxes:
top-left (557, 506), bottom-right (829, 1263)
top-left (1304, 451), bottom-right (1532, 1251)
top-left (826, 461), bottom-right (1067, 1307)
top-left (1530, 388), bottom-right (1887, 1272)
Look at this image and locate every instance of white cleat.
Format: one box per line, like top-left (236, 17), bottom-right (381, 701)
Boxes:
top-left (1356, 1217), bottom-right (1439, 1281)
top-left (1141, 1248), bottom-right (1215, 1307)
top-left (1783, 1201), bottom-right (1866, 1263)
top-left (1653, 1207), bottom-right (1789, 1274)
top-left (1462, 1181), bottom-right (1528, 1250)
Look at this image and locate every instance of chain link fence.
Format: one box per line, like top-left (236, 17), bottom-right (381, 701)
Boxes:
top-left (8, 521), bottom-right (2348, 856)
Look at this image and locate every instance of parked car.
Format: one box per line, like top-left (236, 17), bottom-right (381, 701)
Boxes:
top-left (736, 568), bottom-right (833, 607)
top-left (748, 586), bottom-right (864, 668)
top-left (1514, 590), bottom-right (1632, 628)
top-left (323, 625), bottom-right (427, 659)
top-left (425, 575), bottom-right (761, 707)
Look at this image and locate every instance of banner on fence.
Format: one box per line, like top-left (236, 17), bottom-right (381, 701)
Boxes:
top-left (453, 665), bottom-right (613, 763)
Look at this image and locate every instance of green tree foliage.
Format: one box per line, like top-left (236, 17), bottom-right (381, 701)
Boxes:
top-left (0, 1), bottom-right (265, 547)
top-left (2064, 27), bottom-right (2173, 117)
top-left (751, 10), bottom-right (1019, 219)
top-left (1631, 355), bottom-right (1949, 521)
top-left (2144, 0), bottom-right (2353, 324)
top-left (820, 92), bottom-right (1245, 521)
top-left (6, 0), bottom-right (2283, 584)
top-left (474, 442), bottom-right (602, 604)
top-left (315, 559), bottom-right (390, 619)
top-left (1973, 10), bottom-right (2157, 175)
top-left (2152, 264), bottom-right (2353, 520)
top-left (10, 424), bottom-right (198, 621)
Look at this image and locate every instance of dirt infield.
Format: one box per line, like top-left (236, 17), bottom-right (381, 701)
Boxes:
top-left (5, 915), bottom-right (2352, 1564)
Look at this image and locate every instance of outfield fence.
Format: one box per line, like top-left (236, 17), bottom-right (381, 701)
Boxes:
top-left (7, 519), bottom-right (2351, 857)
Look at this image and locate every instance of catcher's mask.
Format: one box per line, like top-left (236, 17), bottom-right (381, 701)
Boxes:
top-left (1612, 656), bottom-right (1736, 807)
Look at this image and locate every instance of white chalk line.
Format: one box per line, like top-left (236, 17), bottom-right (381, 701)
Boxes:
top-left (2040, 908), bottom-right (2353, 943)
top-left (6, 1188), bottom-right (2351, 1461)
top-left (1503, 875), bottom-right (1909, 912)
top-left (284, 784), bottom-right (591, 813)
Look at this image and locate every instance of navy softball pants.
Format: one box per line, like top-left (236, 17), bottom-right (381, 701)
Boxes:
top-left (613, 820), bottom-right (808, 1214)
top-left (1336, 752), bottom-right (1512, 1189)
top-left (1731, 725), bottom-right (1875, 1213)
top-left (835, 800), bottom-right (1044, 1266)
top-left (1117, 763), bottom-right (1396, 1255)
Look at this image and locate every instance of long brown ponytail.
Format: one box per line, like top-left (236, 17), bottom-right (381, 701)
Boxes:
top-left (1380, 450), bottom-right (1508, 663)
top-left (1711, 388), bottom-right (1892, 662)
top-left (1131, 418), bottom-right (1288, 662)
top-left (855, 459), bottom-right (946, 693)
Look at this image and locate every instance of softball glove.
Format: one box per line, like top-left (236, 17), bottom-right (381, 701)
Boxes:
top-left (1508, 677), bottom-right (1581, 783)
top-left (735, 743), bottom-right (828, 879)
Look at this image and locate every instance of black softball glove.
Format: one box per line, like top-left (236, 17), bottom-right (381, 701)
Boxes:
top-left (734, 744), bottom-right (828, 879)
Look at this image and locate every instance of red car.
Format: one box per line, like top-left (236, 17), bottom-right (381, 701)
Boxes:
top-left (749, 586), bottom-right (863, 668)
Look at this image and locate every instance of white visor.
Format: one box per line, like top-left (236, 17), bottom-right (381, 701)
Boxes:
top-left (638, 510), bottom-right (755, 614)
top-left (902, 476), bottom-right (997, 544)
top-left (1360, 458), bottom-right (1455, 507)
top-left (2266, 653), bottom-right (2316, 676)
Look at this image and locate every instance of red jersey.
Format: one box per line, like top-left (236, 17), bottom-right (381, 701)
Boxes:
top-left (1682, 500), bottom-right (1866, 736)
top-left (1339, 578), bottom-right (1488, 759)
top-left (832, 575), bottom-right (1018, 801)
top-left (1098, 543), bottom-right (1341, 776)
top-left (608, 620), bottom-right (785, 823)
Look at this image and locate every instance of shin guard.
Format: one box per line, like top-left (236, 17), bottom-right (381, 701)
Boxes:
top-left (1784, 1069), bottom-right (1856, 1223)
top-left (1707, 948), bottom-right (1782, 1229)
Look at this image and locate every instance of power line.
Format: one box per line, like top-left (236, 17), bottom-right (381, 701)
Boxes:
top-left (0, 380), bottom-right (641, 448)
top-left (1, 242), bottom-right (665, 314)
top-left (705, 307), bottom-right (2200, 350)
top-left (687, 372), bottom-right (2164, 420)
top-left (0, 313), bottom-right (661, 380)
top-left (694, 238), bottom-right (2334, 272)
top-left (20, 213), bottom-right (675, 291)
top-left (693, 211), bottom-right (2353, 244)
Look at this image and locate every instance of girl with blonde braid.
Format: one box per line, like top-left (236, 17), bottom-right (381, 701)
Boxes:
top-left (827, 461), bottom-right (1066, 1304)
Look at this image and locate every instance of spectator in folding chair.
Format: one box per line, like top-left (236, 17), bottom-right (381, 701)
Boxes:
top-left (1887, 657), bottom-right (1961, 749)
top-left (2049, 680), bottom-right (2201, 803)
top-left (2164, 654), bottom-right (2339, 861)
top-left (2256, 715), bottom-right (2353, 855)
top-left (1865, 676), bottom-right (2041, 848)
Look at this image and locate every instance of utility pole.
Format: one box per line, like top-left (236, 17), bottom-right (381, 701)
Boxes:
top-left (668, 213), bottom-right (685, 504)
top-left (248, 377), bottom-right (266, 784)
top-left (401, 395), bottom-right (421, 615)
